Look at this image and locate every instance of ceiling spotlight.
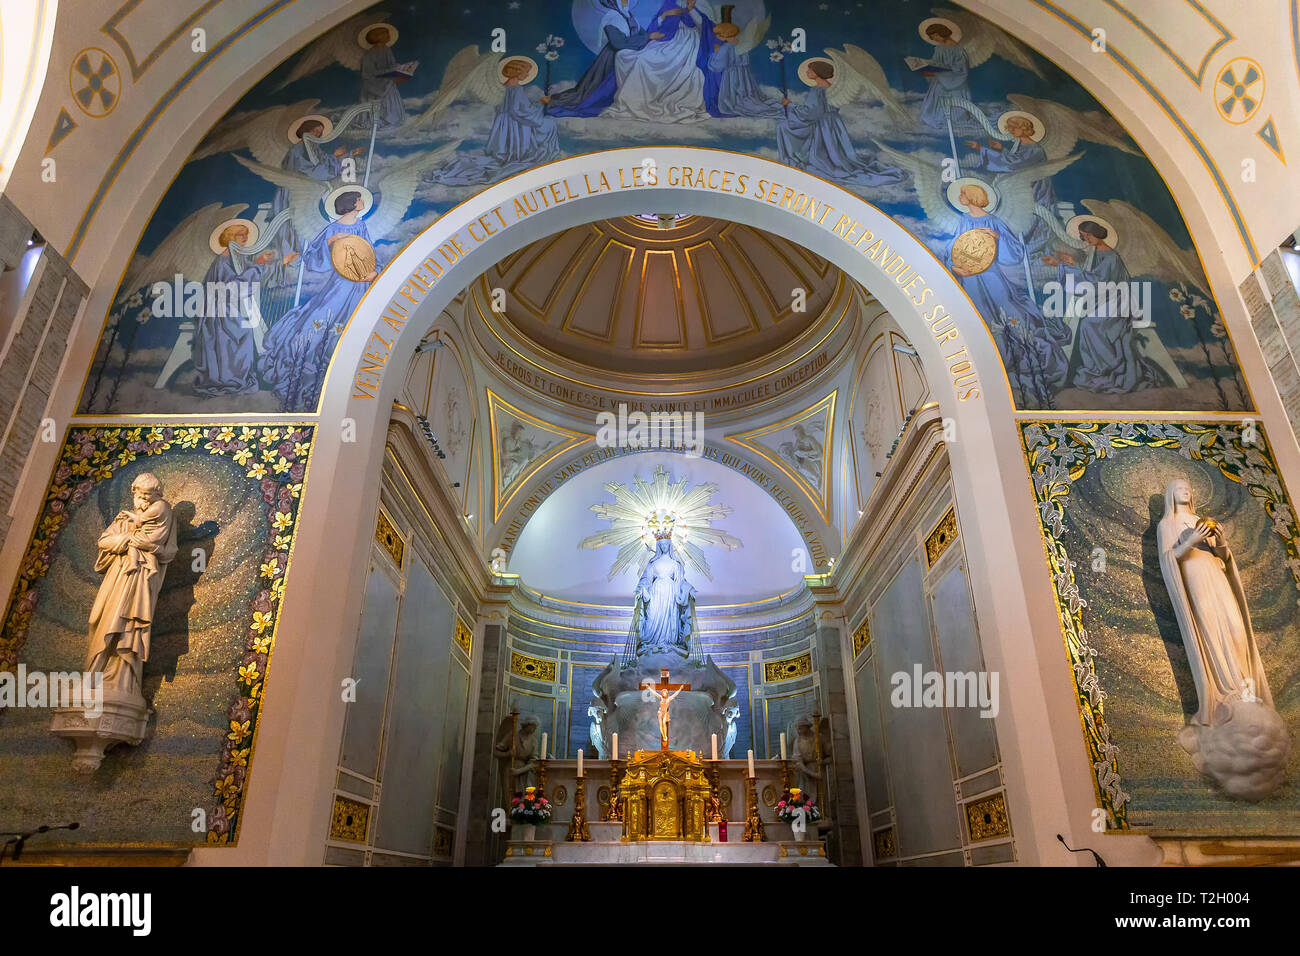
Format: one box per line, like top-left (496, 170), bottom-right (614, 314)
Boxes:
top-left (414, 338), bottom-right (443, 354)
top-left (892, 344), bottom-right (918, 356)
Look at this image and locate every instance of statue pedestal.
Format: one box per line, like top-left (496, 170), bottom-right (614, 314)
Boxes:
top-left (594, 652), bottom-right (737, 756)
top-left (50, 688), bottom-right (150, 773)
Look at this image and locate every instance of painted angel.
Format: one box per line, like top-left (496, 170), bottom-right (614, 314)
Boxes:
top-left (103, 203), bottom-right (291, 402)
top-left (878, 141), bottom-right (1082, 405)
top-left (432, 57), bottom-right (560, 188)
top-left (193, 100), bottom-right (361, 262)
top-left (407, 45), bottom-right (505, 130)
top-left (248, 142), bottom-right (460, 410)
top-left (706, 7), bottom-right (781, 118)
top-left (962, 97), bottom-right (1138, 278)
top-left (777, 55), bottom-right (905, 188)
top-left (1041, 199), bottom-right (1207, 395)
top-left (911, 8), bottom-right (1043, 135)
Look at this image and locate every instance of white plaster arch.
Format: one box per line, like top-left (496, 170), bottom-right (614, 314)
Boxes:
top-left (224, 149), bottom-right (1083, 867)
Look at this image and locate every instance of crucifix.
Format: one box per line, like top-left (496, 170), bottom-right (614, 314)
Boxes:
top-left (651, 669), bottom-right (691, 751)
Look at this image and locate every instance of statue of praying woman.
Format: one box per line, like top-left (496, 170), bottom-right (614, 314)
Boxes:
top-left (1156, 477), bottom-right (1290, 799)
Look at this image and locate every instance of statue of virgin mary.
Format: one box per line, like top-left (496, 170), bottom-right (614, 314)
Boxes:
top-left (1156, 477), bottom-right (1290, 799)
top-left (605, 0), bottom-right (721, 122)
top-left (632, 527), bottom-right (696, 657)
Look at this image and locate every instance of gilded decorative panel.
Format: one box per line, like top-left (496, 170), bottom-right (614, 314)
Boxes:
top-left (330, 796), bottom-right (371, 844)
top-left (1022, 421), bottom-right (1300, 833)
top-left (511, 651), bottom-right (557, 683)
top-left (872, 826), bottom-right (897, 859)
top-left (964, 793), bottom-right (1011, 842)
top-left (924, 507), bottom-right (958, 567)
top-left (433, 827), bottom-right (453, 858)
top-left (852, 621), bottom-right (871, 658)
top-left (764, 653), bottom-right (811, 683)
top-left (454, 619), bottom-right (472, 657)
top-left (375, 507), bottom-right (404, 568)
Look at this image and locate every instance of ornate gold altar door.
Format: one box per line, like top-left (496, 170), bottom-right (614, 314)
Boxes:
top-left (620, 750), bottom-right (710, 842)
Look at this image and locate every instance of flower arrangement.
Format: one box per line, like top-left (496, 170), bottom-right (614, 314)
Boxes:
top-left (775, 788), bottom-right (822, 825)
top-left (511, 786), bottom-right (553, 824)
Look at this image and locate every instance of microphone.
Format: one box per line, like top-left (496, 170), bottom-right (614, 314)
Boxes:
top-left (1057, 832), bottom-right (1107, 867)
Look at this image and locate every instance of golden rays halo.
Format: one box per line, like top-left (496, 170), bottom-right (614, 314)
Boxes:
top-left (579, 465), bottom-right (742, 581)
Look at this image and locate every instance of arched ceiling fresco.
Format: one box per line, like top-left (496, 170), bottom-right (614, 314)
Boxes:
top-left (44, 0), bottom-right (1264, 420)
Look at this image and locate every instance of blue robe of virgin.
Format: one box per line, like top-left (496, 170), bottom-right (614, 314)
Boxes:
top-left (192, 253), bottom-right (263, 396)
top-left (1058, 248), bottom-right (1162, 393)
top-left (548, 10), bottom-right (653, 117)
top-left (777, 87), bottom-right (904, 187)
top-left (948, 211), bottom-right (1070, 403)
top-left (642, 1), bottom-right (722, 116)
top-left (259, 218), bottom-right (371, 410)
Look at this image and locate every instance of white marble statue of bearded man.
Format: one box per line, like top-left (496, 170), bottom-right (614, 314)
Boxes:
top-left (84, 472), bottom-right (178, 699)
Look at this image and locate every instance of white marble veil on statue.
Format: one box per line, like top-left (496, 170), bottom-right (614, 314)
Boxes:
top-left (1155, 479), bottom-right (1271, 723)
top-left (1155, 478), bottom-right (1289, 800)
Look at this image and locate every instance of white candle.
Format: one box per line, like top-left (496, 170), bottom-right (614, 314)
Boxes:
top-left (711, 734), bottom-right (718, 761)
top-left (780, 733), bottom-right (787, 760)
top-left (540, 732), bottom-right (547, 760)
top-left (612, 733), bottom-right (618, 760)
top-left (747, 749), bottom-right (755, 777)
top-left (577, 748), bottom-right (584, 778)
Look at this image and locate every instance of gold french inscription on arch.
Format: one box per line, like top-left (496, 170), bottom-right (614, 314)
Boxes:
top-left (352, 163), bottom-right (979, 403)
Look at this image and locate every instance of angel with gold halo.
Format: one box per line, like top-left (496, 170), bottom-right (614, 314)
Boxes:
top-left (777, 55), bottom-right (905, 188)
top-left (876, 141), bottom-right (1082, 404)
top-left (706, 4), bottom-right (781, 118)
top-left (432, 56), bottom-right (560, 188)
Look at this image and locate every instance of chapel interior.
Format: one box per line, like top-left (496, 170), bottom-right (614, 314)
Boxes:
top-left (2, 0), bottom-right (1300, 870)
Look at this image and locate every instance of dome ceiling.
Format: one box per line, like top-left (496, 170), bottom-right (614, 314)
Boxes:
top-left (486, 216), bottom-right (841, 374)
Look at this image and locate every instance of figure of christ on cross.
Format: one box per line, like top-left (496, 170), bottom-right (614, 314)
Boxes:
top-left (650, 669), bottom-right (691, 750)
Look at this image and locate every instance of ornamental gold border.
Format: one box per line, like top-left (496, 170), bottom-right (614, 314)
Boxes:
top-left (726, 391), bottom-right (837, 522)
top-left (1019, 419), bottom-right (1300, 833)
top-left (0, 422), bottom-right (316, 848)
top-left (486, 388), bottom-right (592, 521)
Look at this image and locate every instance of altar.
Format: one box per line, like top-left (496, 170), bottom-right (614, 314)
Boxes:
top-left (498, 756), bottom-right (833, 867)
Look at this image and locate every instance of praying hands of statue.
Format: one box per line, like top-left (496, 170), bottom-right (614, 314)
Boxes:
top-left (1174, 521), bottom-right (1223, 559)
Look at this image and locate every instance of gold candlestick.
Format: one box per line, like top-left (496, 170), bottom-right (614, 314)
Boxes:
top-left (704, 760), bottom-right (724, 824)
top-left (604, 759), bottom-right (624, 822)
top-left (780, 758), bottom-right (792, 793)
top-left (743, 773), bottom-right (765, 843)
top-left (567, 777), bottom-right (591, 842)
top-left (535, 757), bottom-right (547, 797)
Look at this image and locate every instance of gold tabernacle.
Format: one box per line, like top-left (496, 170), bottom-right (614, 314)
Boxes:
top-left (619, 750), bottom-right (711, 842)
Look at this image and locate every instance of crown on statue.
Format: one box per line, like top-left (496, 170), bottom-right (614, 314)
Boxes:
top-left (646, 510), bottom-right (676, 540)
